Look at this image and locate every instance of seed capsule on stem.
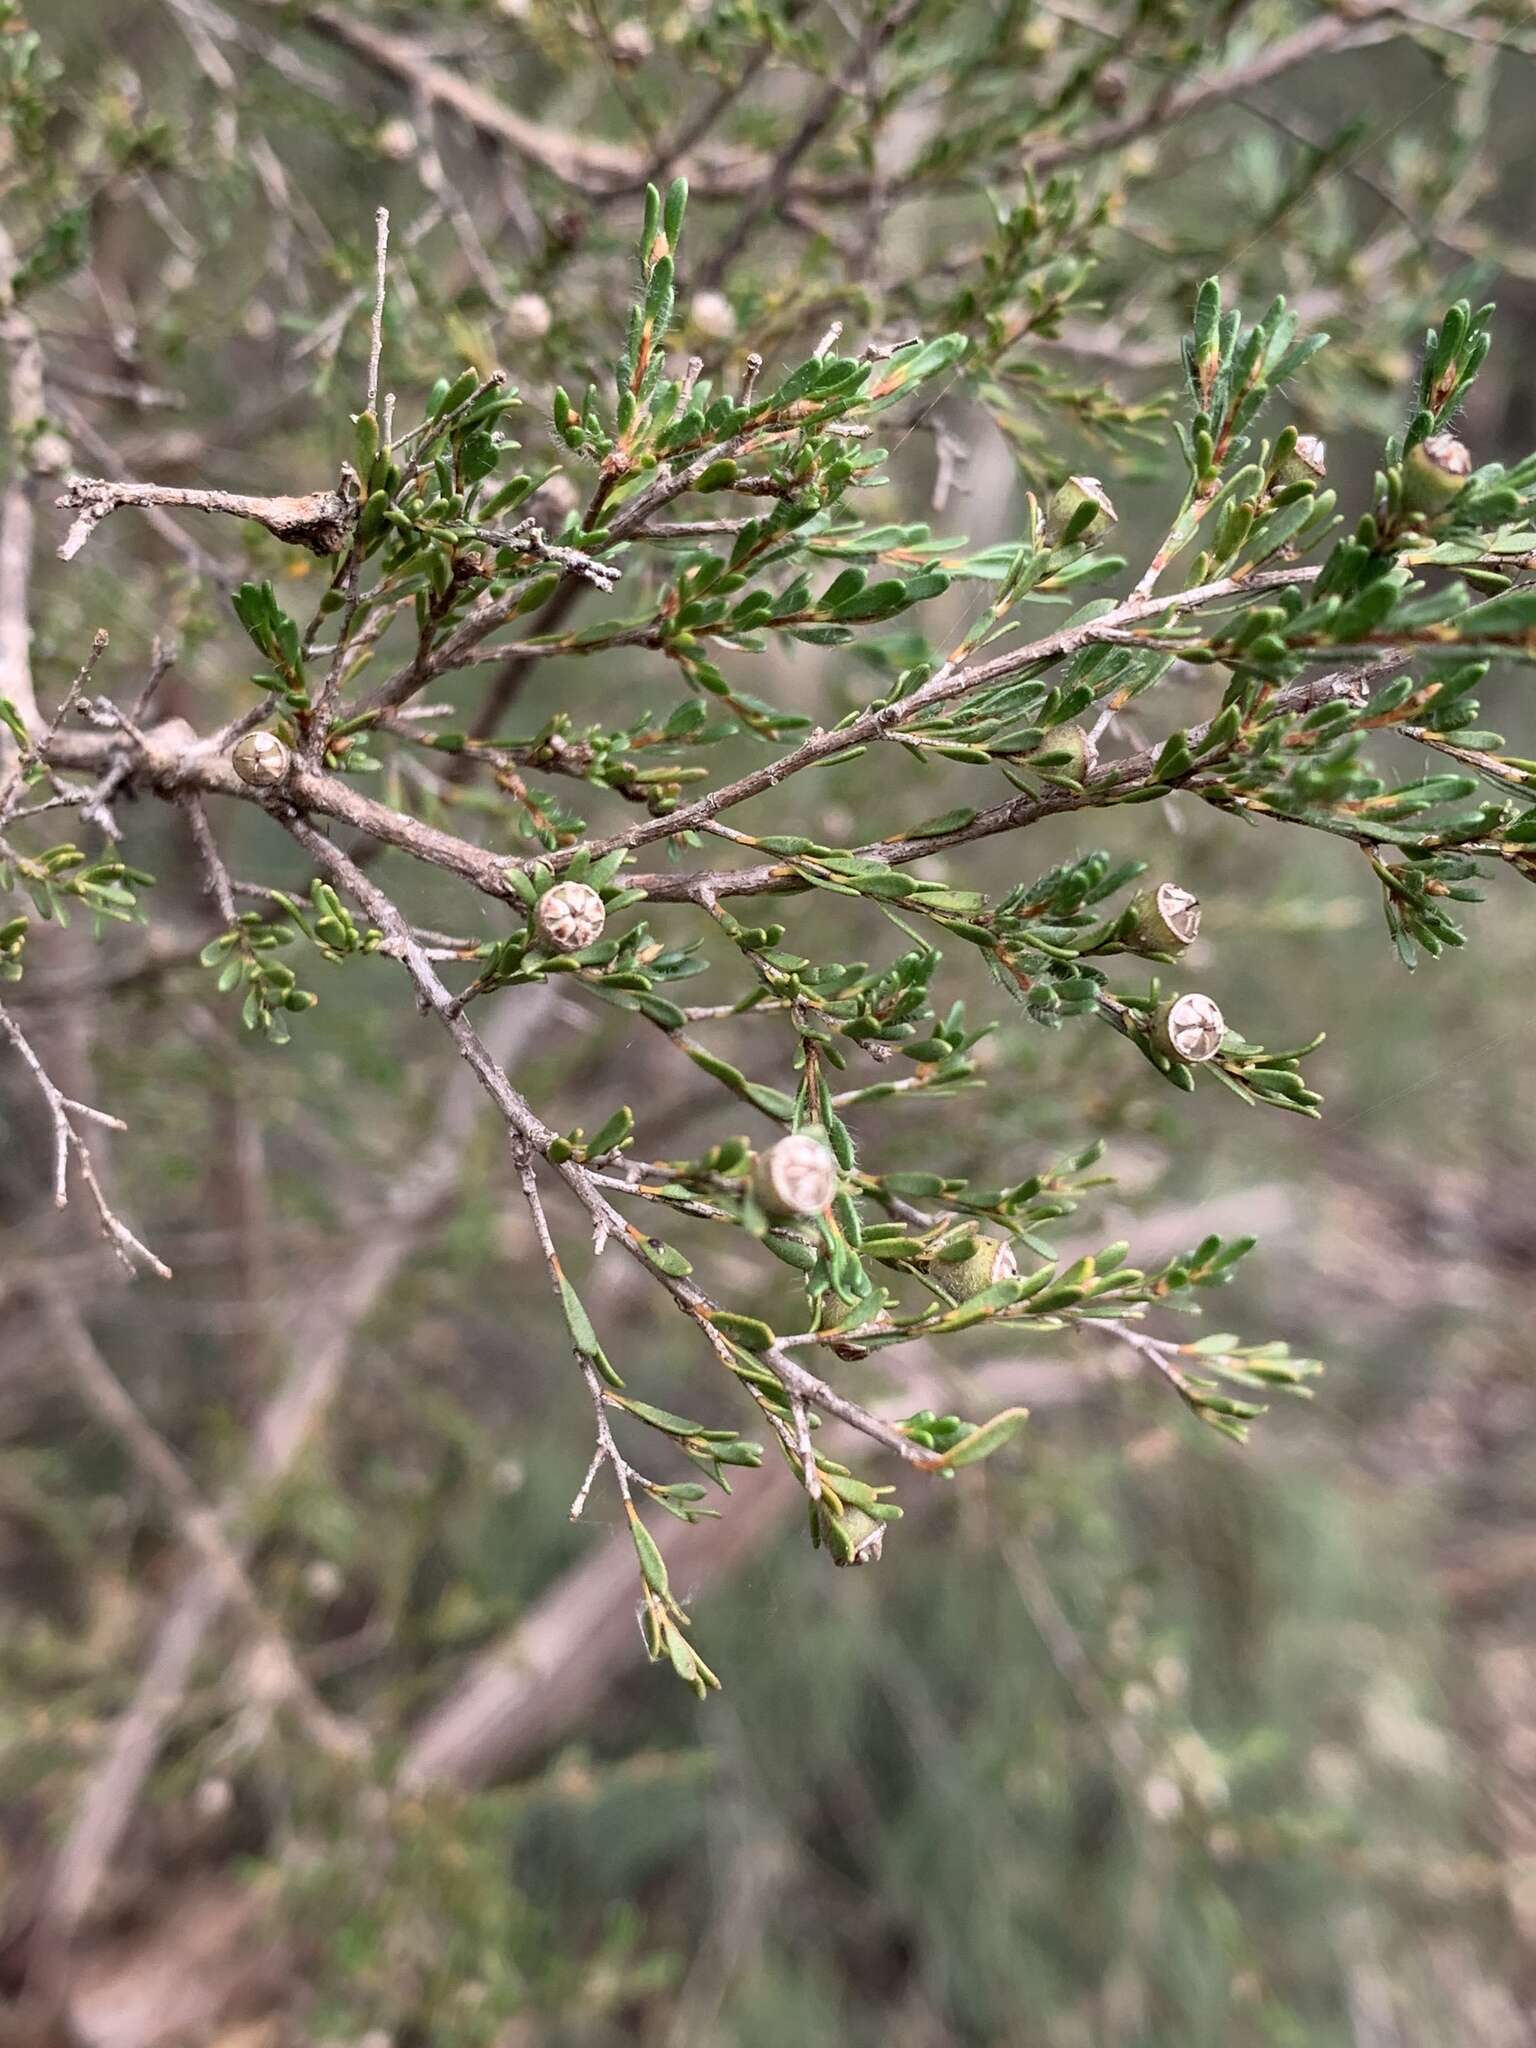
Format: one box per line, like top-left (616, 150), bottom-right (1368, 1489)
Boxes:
top-left (1032, 722), bottom-right (1098, 781)
top-left (939, 1233), bottom-right (1019, 1301)
top-left (1043, 474), bottom-right (1118, 547)
top-left (534, 880), bottom-right (606, 952)
top-left (1402, 433), bottom-right (1471, 518)
top-left (752, 1133), bottom-right (838, 1220)
top-left (1274, 434), bottom-right (1327, 490)
top-left (818, 1499), bottom-right (888, 1567)
top-left (230, 731), bottom-right (291, 787)
top-left (1124, 883), bottom-right (1201, 957)
top-left (1151, 992), bottom-right (1225, 1064)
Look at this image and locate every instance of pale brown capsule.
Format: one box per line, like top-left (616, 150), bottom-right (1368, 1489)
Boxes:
top-left (824, 1502), bottom-right (887, 1566)
top-left (1402, 432), bottom-right (1471, 517)
top-left (1043, 474), bottom-right (1118, 547)
top-left (506, 291), bottom-right (553, 341)
top-left (1152, 992), bottom-right (1225, 1064)
top-left (1124, 883), bottom-right (1202, 956)
top-left (752, 1133), bottom-right (838, 1219)
top-left (231, 730), bottom-right (291, 787)
top-left (1274, 434), bottom-right (1327, 490)
top-left (534, 880), bottom-right (606, 952)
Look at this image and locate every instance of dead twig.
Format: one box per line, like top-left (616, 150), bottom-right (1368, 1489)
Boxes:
top-left (56, 474), bottom-right (355, 560)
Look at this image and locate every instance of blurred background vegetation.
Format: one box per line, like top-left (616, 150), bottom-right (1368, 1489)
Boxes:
top-left (3, 1), bottom-right (1536, 2042)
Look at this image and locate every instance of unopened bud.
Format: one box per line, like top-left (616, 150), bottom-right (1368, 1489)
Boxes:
top-left (376, 118), bottom-right (417, 162)
top-left (1402, 432), bottom-right (1471, 518)
top-left (689, 290), bottom-right (737, 342)
top-left (231, 730), bottom-right (291, 787)
top-left (1273, 433), bottom-right (1326, 491)
top-left (1151, 992), bottom-right (1225, 1064)
top-left (1031, 722), bottom-right (1098, 782)
top-left (1043, 474), bottom-right (1118, 547)
top-left (937, 1233), bottom-right (1018, 1301)
top-left (506, 292), bottom-right (552, 341)
top-left (752, 1132), bottom-right (837, 1220)
top-left (303, 1560), bottom-right (344, 1603)
top-left (193, 1776), bottom-right (233, 1821)
top-left (610, 18), bottom-right (653, 63)
top-left (1124, 883), bottom-right (1201, 957)
top-left (817, 1290), bottom-right (893, 1359)
top-left (534, 880), bottom-right (605, 951)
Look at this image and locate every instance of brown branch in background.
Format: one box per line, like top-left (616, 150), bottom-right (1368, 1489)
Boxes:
top-left (0, 219), bottom-right (45, 735)
top-left (1027, 4), bottom-right (1404, 175)
top-left (396, 1369), bottom-right (1069, 1790)
top-left (32, 988), bottom-right (555, 1959)
top-left (696, 0), bottom-right (922, 293)
top-left (32, 1285), bottom-right (364, 1762)
top-left (252, 0), bottom-right (771, 198)
top-left (245, 0), bottom-right (1419, 219)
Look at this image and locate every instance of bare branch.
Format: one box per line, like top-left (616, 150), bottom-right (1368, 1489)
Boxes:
top-left (366, 204), bottom-right (389, 419)
top-left (0, 999), bottom-right (170, 1279)
top-left (0, 219), bottom-right (44, 735)
top-left (38, 988), bottom-right (555, 1941)
top-left (56, 475), bottom-right (354, 560)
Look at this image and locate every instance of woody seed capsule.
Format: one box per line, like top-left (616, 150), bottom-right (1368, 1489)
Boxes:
top-left (1032, 722), bottom-right (1099, 781)
top-left (821, 1500), bottom-right (887, 1567)
top-left (1124, 882), bottom-right (1202, 957)
top-left (940, 1233), bottom-right (1019, 1301)
top-left (534, 880), bottom-right (606, 952)
top-left (1402, 433), bottom-right (1471, 518)
top-left (1043, 474), bottom-right (1118, 548)
top-left (231, 730), bottom-right (291, 787)
top-left (506, 292), bottom-right (553, 341)
top-left (752, 1133), bottom-right (838, 1220)
top-left (1152, 992), bottom-right (1225, 1064)
top-left (1274, 434), bottom-right (1327, 490)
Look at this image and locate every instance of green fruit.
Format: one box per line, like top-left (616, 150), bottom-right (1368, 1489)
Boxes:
top-left (1043, 474), bottom-right (1118, 547)
top-left (1123, 883), bottom-right (1202, 958)
top-left (1402, 433), bottom-right (1471, 518)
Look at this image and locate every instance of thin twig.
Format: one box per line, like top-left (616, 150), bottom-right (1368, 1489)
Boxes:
top-left (366, 205), bottom-right (389, 418)
top-left (37, 989), bottom-right (554, 1945)
top-left (56, 475), bottom-right (354, 560)
top-left (0, 999), bottom-right (170, 1278)
top-left (33, 1284), bottom-right (365, 1762)
top-left (0, 219), bottom-right (43, 735)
